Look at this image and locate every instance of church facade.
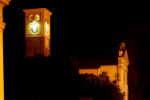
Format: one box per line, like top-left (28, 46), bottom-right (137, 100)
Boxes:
top-left (79, 42), bottom-right (129, 100)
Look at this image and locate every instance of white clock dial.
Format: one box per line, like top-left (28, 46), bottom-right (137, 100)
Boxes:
top-left (45, 21), bottom-right (49, 35)
top-left (31, 21), bottom-right (38, 33)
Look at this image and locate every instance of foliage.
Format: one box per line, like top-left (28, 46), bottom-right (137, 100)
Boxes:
top-left (20, 56), bottom-right (124, 100)
top-left (78, 72), bottom-right (124, 100)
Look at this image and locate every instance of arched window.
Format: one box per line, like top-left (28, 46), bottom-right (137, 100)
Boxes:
top-left (29, 15), bottom-right (34, 22)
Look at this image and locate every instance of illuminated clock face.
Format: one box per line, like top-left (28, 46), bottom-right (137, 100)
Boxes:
top-left (29, 20), bottom-right (41, 34)
top-left (45, 21), bottom-right (49, 35)
top-left (31, 23), bottom-right (38, 33)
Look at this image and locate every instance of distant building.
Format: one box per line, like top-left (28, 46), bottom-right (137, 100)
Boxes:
top-left (79, 42), bottom-right (129, 100)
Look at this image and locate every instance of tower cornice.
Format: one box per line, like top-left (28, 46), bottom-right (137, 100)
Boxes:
top-left (0, 0), bottom-right (11, 7)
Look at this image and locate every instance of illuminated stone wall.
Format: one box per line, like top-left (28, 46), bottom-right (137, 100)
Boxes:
top-left (79, 65), bottom-right (118, 81)
top-left (118, 49), bottom-right (129, 100)
top-left (79, 68), bottom-right (99, 76)
top-left (0, 0), bottom-right (11, 99)
top-left (79, 43), bottom-right (129, 100)
top-left (99, 65), bottom-right (118, 81)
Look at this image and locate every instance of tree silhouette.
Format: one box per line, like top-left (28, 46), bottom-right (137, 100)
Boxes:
top-left (77, 72), bottom-right (124, 100)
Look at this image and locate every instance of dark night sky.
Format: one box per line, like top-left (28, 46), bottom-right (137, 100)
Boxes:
top-left (3, 1), bottom-right (150, 58)
top-left (3, 0), bottom-right (150, 99)
top-left (3, 0), bottom-right (132, 57)
top-left (3, 0), bottom-right (150, 58)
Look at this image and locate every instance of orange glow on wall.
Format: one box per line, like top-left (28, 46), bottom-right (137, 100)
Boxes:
top-left (0, 29), bottom-right (4, 100)
top-left (0, 0), bottom-right (11, 99)
top-left (79, 42), bottom-right (129, 100)
top-left (79, 65), bottom-right (118, 82)
top-left (79, 69), bottom-right (99, 76)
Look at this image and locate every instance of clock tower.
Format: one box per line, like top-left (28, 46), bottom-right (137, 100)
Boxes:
top-left (23, 8), bottom-right (52, 57)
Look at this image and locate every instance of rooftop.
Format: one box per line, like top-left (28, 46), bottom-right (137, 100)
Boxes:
top-left (79, 57), bottom-right (118, 69)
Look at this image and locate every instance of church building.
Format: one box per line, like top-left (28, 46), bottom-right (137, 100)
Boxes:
top-left (79, 42), bottom-right (129, 100)
top-left (22, 8), bottom-right (129, 100)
